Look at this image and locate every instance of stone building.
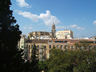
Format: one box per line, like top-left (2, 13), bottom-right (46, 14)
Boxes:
top-left (18, 23), bottom-right (96, 61)
top-left (56, 30), bottom-right (73, 39)
top-left (28, 23), bottom-right (56, 40)
top-left (25, 38), bottom-right (96, 61)
top-left (51, 23), bottom-right (56, 39)
top-left (26, 39), bottom-right (50, 61)
top-left (28, 31), bottom-right (51, 39)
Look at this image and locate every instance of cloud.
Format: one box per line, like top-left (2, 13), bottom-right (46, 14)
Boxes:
top-left (56, 26), bottom-right (65, 29)
top-left (70, 24), bottom-right (77, 28)
top-left (56, 24), bottom-right (84, 30)
top-left (93, 20), bottom-right (96, 24)
top-left (39, 10), bottom-right (60, 26)
top-left (70, 24), bottom-right (84, 30)
top-left (17, 10), bottom-right (39, 21)
top-left (56, 26), bottom-right (70, 29)
top-left (23, 26), bottom-right (33, 30)
top-left (16, 0), bottom-right (30, 7)
top-left (17, 10), bottom-right (60, 26)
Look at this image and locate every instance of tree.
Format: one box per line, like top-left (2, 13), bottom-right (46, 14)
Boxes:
top-left (75, 40), bottom-right (92, 50)
top-left (0, 0), bottom-right (24, 72)
top-left (47, 49), bottom-right (73, 72)
top-left (38, 61), bottom-right (48, 72)
top-left (47, 48), bottom-right (96, 72)
top-left (31, 44), bottom-right (39, 72)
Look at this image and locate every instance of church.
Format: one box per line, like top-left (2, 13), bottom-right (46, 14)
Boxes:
top-left (28, 23), bottom-right (73, 40)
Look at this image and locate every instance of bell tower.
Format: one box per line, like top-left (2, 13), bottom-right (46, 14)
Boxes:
top-left (51, 23), bottom-right (56, 39)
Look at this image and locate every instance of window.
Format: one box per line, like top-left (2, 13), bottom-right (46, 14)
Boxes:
top-left (56, 45), bottom-right (59, 48)
top-left (49, 45), bottom-right (51, 49)
top-left (37, 45), bottom-right (39, 49)
top-left (44, 46), bottom-right (46, 49)
top-left (64, 45), bottom-right (67, 50)
top-left (21, 46), bottom-right (24, 48)
top-left (60, 45), bottom-right (63, 49)
top-left (53, 45), bottom-right (55, 48)
top-left (55, 41), bottom-right (67, 43)
top-left (29, 45), bottom-right (30, 48)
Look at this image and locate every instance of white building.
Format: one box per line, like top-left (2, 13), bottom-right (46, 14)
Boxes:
top-left (18, 35), bottom-right (28, 60)
top-left (19, 35), bottom-right (26, 49)
top-left (56, 30), bottom-right (73, 39)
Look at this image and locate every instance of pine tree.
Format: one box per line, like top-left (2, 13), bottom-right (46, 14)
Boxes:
top-left (0, 0), bottom-right (24, 72)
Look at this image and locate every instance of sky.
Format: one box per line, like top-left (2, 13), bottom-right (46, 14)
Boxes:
top-left (11, 0), bottom-right (96, 38)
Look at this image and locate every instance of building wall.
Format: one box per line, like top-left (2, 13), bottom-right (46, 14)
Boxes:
top-left (26, 42), bottom-right (50, 61)
top-left (18, 35), bottom-right (28, 60)
top-left (26, 39), bottom-right (96, 61)
top-left (26, 39), bottom-right (77, 61)
top-left (56, 30), bottom-right (73, 39)
top-left (19, 36), bottom-right (25, 49)
top-left (28, 31), bottom-right (51, 39)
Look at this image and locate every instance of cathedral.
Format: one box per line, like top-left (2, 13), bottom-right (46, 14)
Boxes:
top-left (28, 23), bottom-right (56, 39)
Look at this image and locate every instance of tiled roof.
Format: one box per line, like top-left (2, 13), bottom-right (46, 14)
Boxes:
top-left (26, 39), bottom-right (95, 44)
top-left (26, 39), bottom-right (49, 43)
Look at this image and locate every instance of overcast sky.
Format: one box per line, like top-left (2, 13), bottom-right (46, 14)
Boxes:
top-left (11, 0), bottom-right (96, 38)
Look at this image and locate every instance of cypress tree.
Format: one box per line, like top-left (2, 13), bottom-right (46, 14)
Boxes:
top-left (0, 0), bottom-right (24, 72)
top-left (31, 44), bottom-right (39, 72)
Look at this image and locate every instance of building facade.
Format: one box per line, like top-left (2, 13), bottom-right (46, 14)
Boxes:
top-left (18, 35), bottom-right (28, 60)
top-left (25, 38), bottom-right (96, 61)
top-left (26, 39), bottom-right (50, 61)
top-left (19, 35), bottom-right (26, 49)
top-left (56, 30), bottom-right (73, 39)
top-left (18, 23), bottom-right (96, 61)
top-left (28, 31), bottom-right (51, 39)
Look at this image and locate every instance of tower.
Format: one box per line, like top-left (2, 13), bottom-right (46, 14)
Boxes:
top-left (51, 23), bottom-right (56, 39)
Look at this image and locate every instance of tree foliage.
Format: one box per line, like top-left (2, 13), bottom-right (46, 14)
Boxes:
top-left (31, 44), bottom-right (39, 72)
top-left (47, 48), bottom-right (96, 72)
top-left (0, 0), bottom-right (24, 72)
